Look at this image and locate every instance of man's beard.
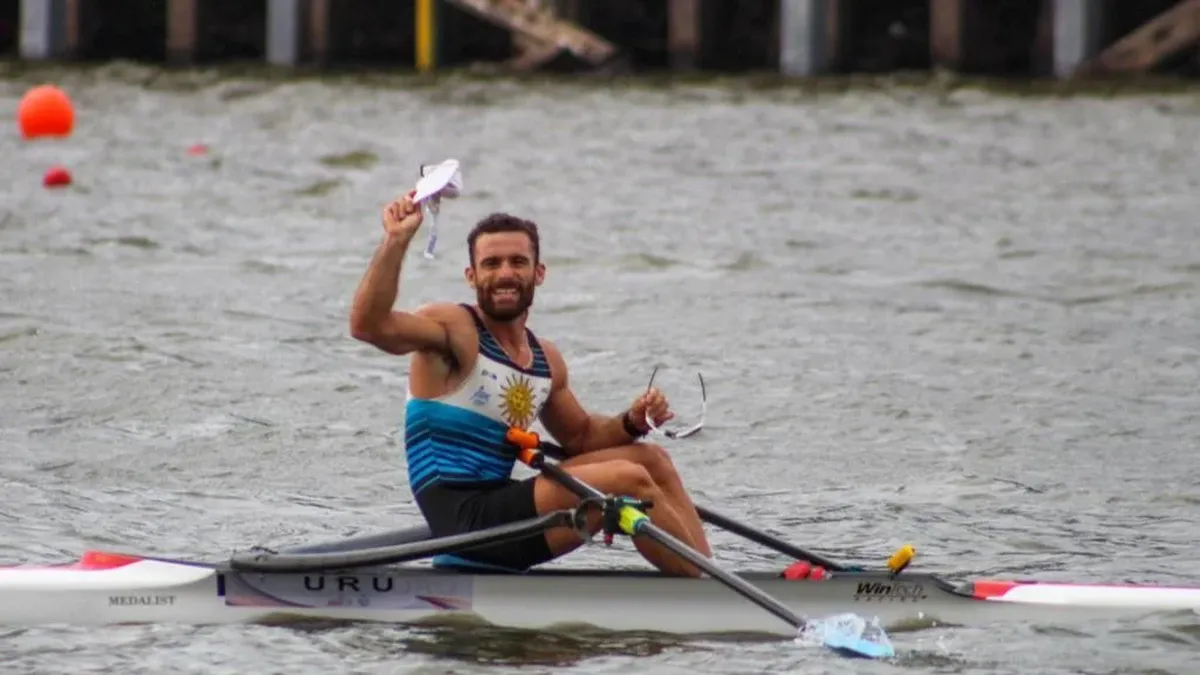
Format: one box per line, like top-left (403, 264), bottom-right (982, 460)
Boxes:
top-left (477, 281), bottom-right (535, 322)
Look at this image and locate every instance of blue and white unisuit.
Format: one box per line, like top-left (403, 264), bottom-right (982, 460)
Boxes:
top-left (403, 305), bottom-right (553, 496)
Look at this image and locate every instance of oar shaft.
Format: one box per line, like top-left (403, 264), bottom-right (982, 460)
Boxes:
top-left (537, 461), bottom-right (600, 502)
top-left (696, 506), bottom-right (845, 571)
top-left (637, 520), bottom-right (806, 631)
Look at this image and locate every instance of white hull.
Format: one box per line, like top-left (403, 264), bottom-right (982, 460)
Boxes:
top-left (2, 550), bottom-right (1198, 636)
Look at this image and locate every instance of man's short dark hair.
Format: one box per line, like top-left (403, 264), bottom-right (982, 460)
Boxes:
top-left (467, 213), bottom-right (540, 266)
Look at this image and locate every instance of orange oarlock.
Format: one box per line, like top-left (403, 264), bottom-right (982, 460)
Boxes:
top-left (505, 427), bottom-right (542, 466)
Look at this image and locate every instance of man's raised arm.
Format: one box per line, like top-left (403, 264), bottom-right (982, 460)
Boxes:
top-left (349, 193), bottom-right (452, 357)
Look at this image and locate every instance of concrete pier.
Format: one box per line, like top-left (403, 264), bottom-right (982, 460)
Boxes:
top-left (266, 0), bottom-right (306, 67)
top-left (1053, 0), bottom-right (1105, 78)
top-left (779, 0), bottom-right (828, 77)
top-left (19, 0), bottom-right (68, 60)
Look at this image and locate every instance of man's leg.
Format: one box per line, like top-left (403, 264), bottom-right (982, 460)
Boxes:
top-left (531, 457), bottom-right (705, 577)
top-left (555, 443), bottom-right (711, 557)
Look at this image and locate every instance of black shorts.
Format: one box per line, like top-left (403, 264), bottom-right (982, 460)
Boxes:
top-left (414, 478), bottom-right (555, 571)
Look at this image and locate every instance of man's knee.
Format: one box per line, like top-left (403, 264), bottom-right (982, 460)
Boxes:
top-left (605, 459), bottom-right (657, 497)
top-left (633, 443), bottom-right (679, 484)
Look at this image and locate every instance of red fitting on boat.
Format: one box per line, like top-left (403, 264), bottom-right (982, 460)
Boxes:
top-left (77, 550), bottom-right (142, 570)
top-left (782, 561), bottom-right (828, 580)
top-left (783, 561), bottom-right (811, 580)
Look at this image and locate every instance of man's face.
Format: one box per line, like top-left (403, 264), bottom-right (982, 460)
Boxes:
top-left (466, 232), bottom-right (544, 322)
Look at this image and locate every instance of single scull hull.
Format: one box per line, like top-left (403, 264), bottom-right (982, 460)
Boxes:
top-left (1, 550), bottom-right (1196, 636)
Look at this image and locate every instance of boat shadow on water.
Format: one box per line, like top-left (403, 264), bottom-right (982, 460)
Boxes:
top-left (264, 614), bottom-right (712, 668)
top-left (252, 612), bottom-right (954, 668)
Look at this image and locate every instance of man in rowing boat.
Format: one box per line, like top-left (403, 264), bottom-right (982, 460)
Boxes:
top-left (349, 191), bottom-right (711, 577)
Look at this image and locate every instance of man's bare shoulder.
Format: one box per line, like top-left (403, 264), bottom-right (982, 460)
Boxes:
top-left (410, 302), bottom-right (477, 362)
top-left (535, 336), bottom-right (569, 386)
top-left (416, 302), bottom-right (480, 335)
top-left (413, 302), bottom-right (468, 323)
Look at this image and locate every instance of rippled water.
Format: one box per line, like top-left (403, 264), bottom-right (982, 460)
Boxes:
top-left (2, 63), bottom-right (1199, 673)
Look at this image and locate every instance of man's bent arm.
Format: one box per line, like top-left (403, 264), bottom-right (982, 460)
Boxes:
top-left (349, 232), bottom-right (450, 356)
top-left (538, 340), bottom-right (644, 455)
top-left (575, 411), bottom-right (644, 453)
top-left (542, 390), bottom-right (642, 455)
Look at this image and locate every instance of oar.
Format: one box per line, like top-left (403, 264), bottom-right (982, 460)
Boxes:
top-left (506, 428), bottom-right (895, 660)
top-left (535, 441), bottom-right (847, 570)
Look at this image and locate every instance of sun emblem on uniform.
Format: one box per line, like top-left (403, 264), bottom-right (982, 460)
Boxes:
top-left (499, 373), bottom-right (536, 429)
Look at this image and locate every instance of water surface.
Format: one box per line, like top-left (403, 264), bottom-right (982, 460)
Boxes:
top-left (2, 64), bottom-right (1199, 673)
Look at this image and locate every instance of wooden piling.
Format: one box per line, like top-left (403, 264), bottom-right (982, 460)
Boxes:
top-left (929, 0), bottom-right (968, 71)
top-left (823, 0), bottom-right (852, 73)
top-left (307, 0), bottom-right (332, 66)
top-left (166, 0), bottom-right (201, 65)
top-left (668, 0), bottom-right (701, 70)
top-left (930, 0), bottom-right (1044, 75)
top-left (64, 0), bottom-right (94, 58)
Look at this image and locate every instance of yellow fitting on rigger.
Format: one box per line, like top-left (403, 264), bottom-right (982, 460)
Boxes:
top-left (618, 505), bottom-right (649, 536)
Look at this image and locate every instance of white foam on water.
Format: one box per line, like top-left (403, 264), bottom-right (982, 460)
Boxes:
top-left (795, 613), bottom-right (896, 659)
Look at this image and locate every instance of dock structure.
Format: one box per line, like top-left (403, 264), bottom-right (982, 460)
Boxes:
top-left (1078, 0), bottom-right (1200, 76)
top-left (4, 0), bottom-right (1198, 80)
top-left (17, 0), bottom-right (86, 61)
top-left (447, 0), bottom-right (616, 71)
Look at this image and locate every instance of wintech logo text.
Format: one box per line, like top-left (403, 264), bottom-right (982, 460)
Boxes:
top-left (853, 581), bottom-right (928, 602)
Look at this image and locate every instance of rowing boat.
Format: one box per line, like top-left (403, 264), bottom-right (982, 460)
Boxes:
top-left (2, 519), bottom-right (1197, 635)
top-left (3, 427), bottom-right (1194, 661)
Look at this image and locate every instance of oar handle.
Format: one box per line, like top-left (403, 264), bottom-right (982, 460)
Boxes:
top-left (505, 427), bottom-right (544, 467)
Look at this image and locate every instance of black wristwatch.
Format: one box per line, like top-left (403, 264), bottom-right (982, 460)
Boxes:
top-left (622, 410), bottom-right (647, 439)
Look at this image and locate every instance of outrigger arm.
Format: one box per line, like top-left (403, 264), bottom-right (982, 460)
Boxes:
top-left (228, 510), bottom-right (574, 574)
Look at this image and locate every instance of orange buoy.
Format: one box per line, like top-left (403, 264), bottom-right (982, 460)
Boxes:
top-left (43, 166), bottom-right (72, 188)
top-left (18, 85), bottom-right (75, 139)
